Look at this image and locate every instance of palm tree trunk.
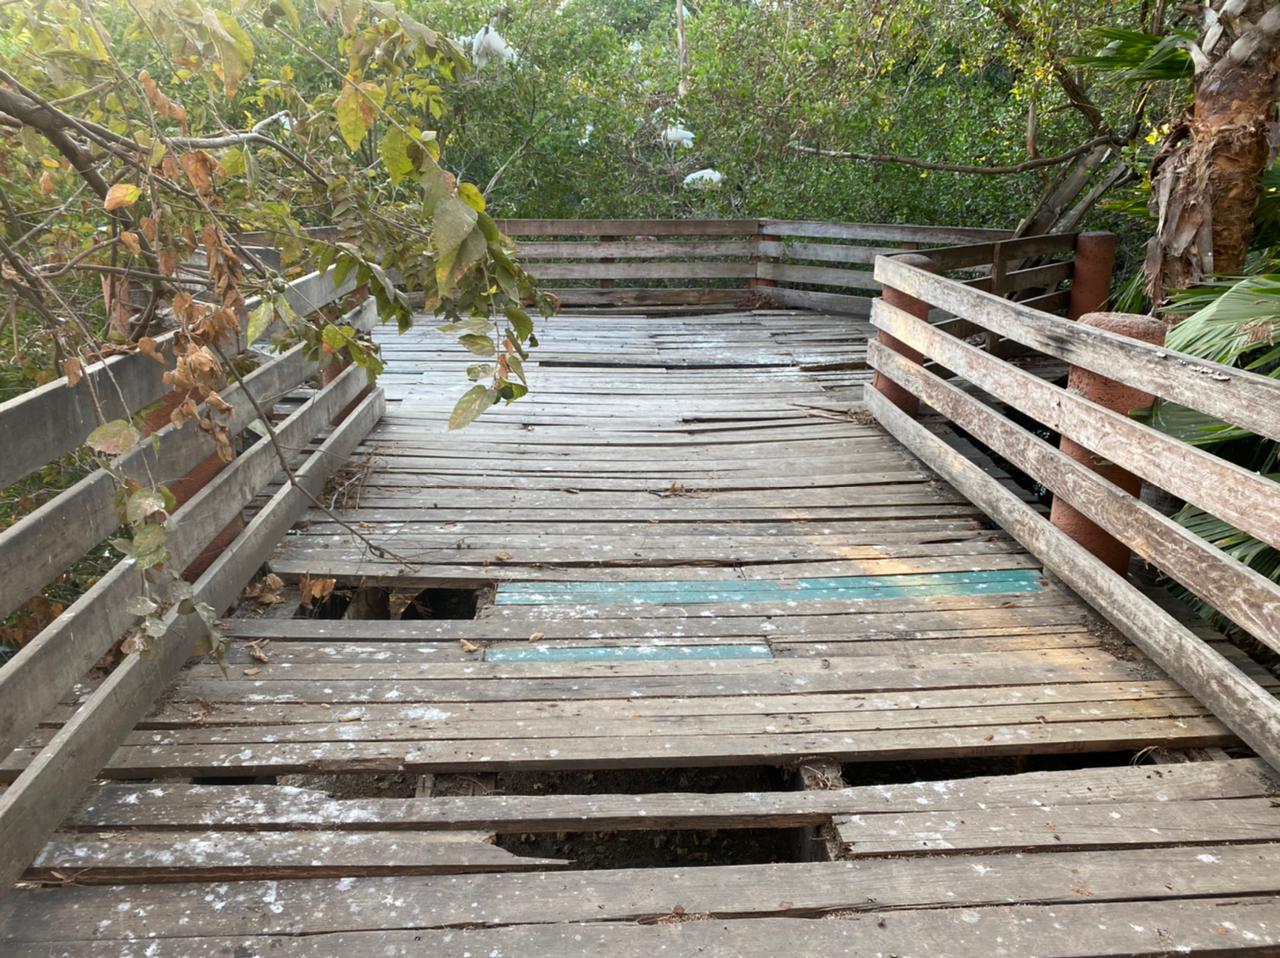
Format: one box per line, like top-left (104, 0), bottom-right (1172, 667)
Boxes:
top-left (1146, 1), bottom-right (1280, 308)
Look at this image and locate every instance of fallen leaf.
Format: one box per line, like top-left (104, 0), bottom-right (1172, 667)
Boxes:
top-left (242, 667), bottom-right (262, 676)
top-left (495, 551), bottom-right (513, 562)
top-left (528, 631), bottom-right (544, 642)
top-left (460, 639), bottom-right (480, 653)
top-left (338, 712), bottom-right (363, 722)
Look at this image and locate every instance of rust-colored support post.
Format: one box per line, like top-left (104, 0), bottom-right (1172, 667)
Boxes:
top-left (1049, 311), bottom-right (1165, 574)
top-left (142, 394), bottom-right (245, 581)
top-left (872, 253), bottom-right (936, 418)
top-left (751, 230), bottom-right (779, 289)
top-left (1068, 231), bottom-right (1116, 320)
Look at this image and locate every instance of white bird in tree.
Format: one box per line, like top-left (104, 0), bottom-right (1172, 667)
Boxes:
top-left (471, 12), bottom-right (518, 69)
top-left (683, 168), bottom-right (723, 189)
top-left (663, 125), bottom-right (695, 148)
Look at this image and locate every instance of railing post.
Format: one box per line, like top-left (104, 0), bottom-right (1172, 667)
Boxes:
top-left (1068, 231), bottom-right (1116, 320)
top-left (1049, 311), bottom-right (1165, 573)
top-left (751, 222), bottom-right (778, 290)
top-left (872, 253), bottom-right (936, 418)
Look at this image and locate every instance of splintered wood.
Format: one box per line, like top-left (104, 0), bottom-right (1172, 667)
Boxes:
top-left (7, 305), bottom-right (1280, 956)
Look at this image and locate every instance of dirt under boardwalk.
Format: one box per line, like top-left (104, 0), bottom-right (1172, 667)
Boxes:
top-left (5, 307), bottom-right (1280, 956)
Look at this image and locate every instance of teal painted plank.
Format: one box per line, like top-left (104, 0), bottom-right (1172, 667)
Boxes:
top-left (495, 569), bottom-right (1045, 606)
top-left (498, 569), bottom-right (1040, 596)
top-left (484, 644), bottom-right (773, 663)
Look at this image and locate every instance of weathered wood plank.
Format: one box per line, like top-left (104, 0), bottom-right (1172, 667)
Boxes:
top-left (835, 795), bottom-right (1280, 856)
top-left (533, 261), bottom-right (755, 280)
top-left (29, 830), bottom-right (565, 882)
top-left (762, 286), bottom-right (873, 315)
top-left (5, 844), bottom-right (1278, 941)
top-left (875, 254), bottom-right (1280, 441)
top-left (9, 899), bottom-right (1280, 957)
top-left (756, 261), bottom-right (883, 291)
top-left (499, 218), bottom-right (759, 236)
top-left (519, 239), bottom-right (752, 259)
top-left (760, 220), bottom-right (1012, 243)
top-left (62, 758), bottom-right (1276, 832)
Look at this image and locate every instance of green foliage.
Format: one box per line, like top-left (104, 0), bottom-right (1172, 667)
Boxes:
top-left (1070, 27), bottom-right (1195, 81)
top-left (398, 0), bottom-right (1155, 228)
top-left (1141, 264), bottom-right (1280, 628)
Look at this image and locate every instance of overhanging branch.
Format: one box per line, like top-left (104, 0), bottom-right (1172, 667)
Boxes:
top-left (787, 133), bottom-right (1124, 175)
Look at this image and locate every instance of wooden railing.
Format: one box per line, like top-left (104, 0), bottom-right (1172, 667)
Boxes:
top-left (867, 251), bottom-right (1280, 769)
top-left (0, 268), bottom-right (385, 890)
top-left (500, 219), bottom-right (1018, 312)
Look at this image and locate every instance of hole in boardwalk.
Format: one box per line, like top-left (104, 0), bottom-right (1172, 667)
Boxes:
top-left (494, 765), bottom-right (789, 796)
top-left (497, 827), bottom-right (803, 869)
top-left (399, 586), bottom-right (488, 620)
top-left (491, 768), bottom-right (813, 867)
top-left (290, 583), bottom-right (495, 620)
top-left (840, 751), bottom-right (1147, 786)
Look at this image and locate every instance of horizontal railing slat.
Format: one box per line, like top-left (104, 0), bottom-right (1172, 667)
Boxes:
top-left (0, 387), bottom-right (383, 892)
top-left (0, 267), bottom-right (355, 491)
top-left (756, 240), bottom-right (903, 265)
top-left (517, 240), bottom-right (752, 260)
top-left (868, 338), bottom-right (1280, 652)
top-left (869, 299), bottom-right (1280, 552)
top-left (499, 219), bottom-right (759, 236)
top-left (866, 386), bottom-right (1280, 773)
top-left (920, 234), bottom-right (1078, 271)
top-left (532, 261), bottom-right (754, 281)
top-left (756, 262), bottom-right (881, 291)
top-left (966, 261), bottom-right (1073, 295)
top-left (0, 363), bottom-right (367, 763)
top-left (0, 344), bottom-right (315, 624)
top-left (875, 255), bottom-right (1280, 442)
top-left (766, 287), bottom-right (874, 315)
top-left (761, 219), bottom-right (1012, 243)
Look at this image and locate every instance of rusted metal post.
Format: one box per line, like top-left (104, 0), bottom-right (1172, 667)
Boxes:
top-left (1068, 231), bottom-right (1116, 320)
top-left (872, 253), bottom-right (935, 418)
top-left (1049, 311), bottom-right (1165, 574)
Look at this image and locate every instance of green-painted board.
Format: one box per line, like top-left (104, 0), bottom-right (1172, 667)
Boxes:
top-left (485, 644), bottom-right (773, 663)
top-left (495, 569), bottom-right (1045, 606)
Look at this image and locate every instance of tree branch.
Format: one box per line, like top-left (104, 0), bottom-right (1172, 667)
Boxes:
top-left (788, 133), bottom-right (1124, 175)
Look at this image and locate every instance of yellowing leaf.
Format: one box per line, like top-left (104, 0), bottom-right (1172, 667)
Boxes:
top-left (335, 81), bottom-right (371, 151)
top-left (87, 419), bottom-right (141, 455)
top-left (207, 10), bottom-right (255, 98)
top-left (104, 183), bottom-right (142, 211)
top-left (380, 127), bottom-right (414, 186)
top-left (247, 299), bottom-right (274, 344)
top-left (458, 181), bottom-right (486, 212)
top-left (448, 385), bottom-right (497, 430)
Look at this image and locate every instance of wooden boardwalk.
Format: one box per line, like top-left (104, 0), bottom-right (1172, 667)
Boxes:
top-left (5, 305), bottom-right (1280, 955)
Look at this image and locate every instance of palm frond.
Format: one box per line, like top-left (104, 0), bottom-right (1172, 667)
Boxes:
top-left (1071, 27), bottom-right (1195, 82)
